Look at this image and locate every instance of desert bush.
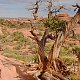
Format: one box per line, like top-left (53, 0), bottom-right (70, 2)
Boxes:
top-left (71, 72), bottom-right (79, 80)
top-left (72, 46), bottom-right (80, 56)
top-left (3, 48), bottom-right (22, 60)
top-left (3, 48), bottom-right (38, 63)
top-left (26, 38), bottom-right (32, 45)
top-left (11, 31), bottom-right (27, 49)
top-left (73, 34), bottom-right (80, 40)
top-left (60, 47), bottom-right (69, 56)
top-left (60, 47), bottom-right (76, 65)
top-left (0, 19), bottom-right (5, 25)
top-left (0, 28), bottom-right (10, 44)
top-left (61, 56), bottom-right (76, 65)
top-left (2, 28), bottom-right (10, 38)
top-left (0, 19), bottom-right (30, 28)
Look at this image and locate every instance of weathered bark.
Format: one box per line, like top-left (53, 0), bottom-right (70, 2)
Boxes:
top-left (41, 72), bottom-right (59, 80)
top-left (39, 71), bottom-right (68, 80)
top-left (30, 28), bottom-right (55, 71)
top-left (47, 31), bottom-right (65, 72)
top-left (29, 3), bottom-right (80, 80)
top-left (52, 31), bottom-right (64, 59)
top-left (30, 28), bottom-right (70, 80)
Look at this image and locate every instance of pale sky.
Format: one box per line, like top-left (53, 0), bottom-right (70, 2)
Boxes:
top-left (0, 0), bottom-right (80, 18)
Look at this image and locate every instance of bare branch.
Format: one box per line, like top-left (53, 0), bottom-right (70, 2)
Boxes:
top-left (72, 3), bottom-right (80, 8)
top-left (30, 30), bottom-right (40, 45)
top-left (28, 0), bottom-right (41, 20)
top-left (48, 0), bottom-right (53, 18)
top-left (72, 3), bottom-right (80, 13)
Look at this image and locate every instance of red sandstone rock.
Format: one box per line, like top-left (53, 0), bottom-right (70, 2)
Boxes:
top-left (0, 55), bottom-right (35, 80)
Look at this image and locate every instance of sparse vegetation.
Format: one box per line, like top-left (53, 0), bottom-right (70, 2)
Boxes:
top-left (0, 1), bottom-right (80, 80)
top-left (44, 17), bottom-right (67, 32)
top-left (0, 19), bottom-right (31, 28)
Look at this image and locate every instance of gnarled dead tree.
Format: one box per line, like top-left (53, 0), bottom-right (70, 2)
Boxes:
top-left (29, 9), bottom-right (80, 79)
top-left (28, 1), bottom-right (80, 80)
top-left (29, 26), bottom-right (70, 80)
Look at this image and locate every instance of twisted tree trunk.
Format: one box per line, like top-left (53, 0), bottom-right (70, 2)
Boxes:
top-left (30, 28), bottom-right (69, 79)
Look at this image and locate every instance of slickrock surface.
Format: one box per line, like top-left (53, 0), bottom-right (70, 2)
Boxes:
top-left (0, 55), bottom-right (35, 80)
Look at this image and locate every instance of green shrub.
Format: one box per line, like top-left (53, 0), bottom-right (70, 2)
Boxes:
top-left (74, 34), bottom-right (80, 40)
top-left (26, 38), bottom-right (32, 45)
top-left (11, 31), bottom-right (27, 49)
top-left (44, 17), bottom-right (67, 32)
top-left (61, 56), bottom-right (76, 65)
top-left (60, 47), bottom-right (69, 56)
top-left (0, 28), bottom-right (10, 44)
top-left (0, 19), bottom-right (29, 28)
top-left (3, 48), bottom-right (38, 63)
top-left (71, 72), bottom-right (79, 80)
top-left (2, 28), bottom-right (10, 38)
top-left (60, 47), bottom-right (76, 65)
top-left (72, 46), bottom-right (80, 56)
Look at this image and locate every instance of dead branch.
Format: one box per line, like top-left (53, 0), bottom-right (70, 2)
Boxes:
top-left (47, 0), bottom-right (52, 18)
top-left (72, 3), bottom-right (80, 13)
top-left (41, 72), bottom-right (59, 80)
top-left (30, 30), bottom-right (40, 44)
top-left (52, 31), bottom-right (64, 59)
top-left (29, 0), bottom-right (41, 20)
top-left (30, 28), bottom-right (55, 49)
